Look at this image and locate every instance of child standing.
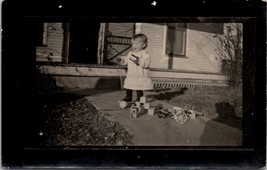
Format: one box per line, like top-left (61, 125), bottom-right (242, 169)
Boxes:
top-left (117, 33), bottom-right (153, 102)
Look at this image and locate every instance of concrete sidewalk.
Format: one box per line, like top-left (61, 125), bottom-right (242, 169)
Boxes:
top-left (84, 90), bottom-right (242, 146)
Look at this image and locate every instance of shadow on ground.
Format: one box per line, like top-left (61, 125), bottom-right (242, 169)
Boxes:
top-left (43, 89), bottom-right (120, 105)
top-left (214, 102), bottom-right (242, 131)
top-left (200, 118), bottom-right (242, 146)
top-left (200, 102), bottom-right (242, 146)
top-left (147, 87), bottom-right (188, 101)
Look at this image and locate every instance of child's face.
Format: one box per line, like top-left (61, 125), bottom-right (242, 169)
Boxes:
top-left (132, 38), bottom-right (146, 52)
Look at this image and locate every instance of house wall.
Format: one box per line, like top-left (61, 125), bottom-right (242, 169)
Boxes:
top-left (141, 23), bottom-right (223, 73)
top-left (35, 22), bottom-right (228, 89)
top-left (108, 23), bottom-right (134, 36)
top-left (36, 23), bottom-right (64, 62)
top-left (36, 22), bottom-right (224, 72)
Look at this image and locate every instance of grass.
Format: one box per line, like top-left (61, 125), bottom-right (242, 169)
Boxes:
top-left (34, 72), bottom-right (134, 147)
top-left (39, 97), bottom-right (134, 146)
top-left (152, 86), bottom-right (243, 130)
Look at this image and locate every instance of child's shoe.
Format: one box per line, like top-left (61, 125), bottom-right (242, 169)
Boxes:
top-left (122, 97), bottom-right (132, 102)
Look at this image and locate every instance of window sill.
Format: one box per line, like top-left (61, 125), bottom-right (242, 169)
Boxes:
top-left (36, 62), bottom-right (127, 69)
top-left (163, 55), bottom-right (188, 59)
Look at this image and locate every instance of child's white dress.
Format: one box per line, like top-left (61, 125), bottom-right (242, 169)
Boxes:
top-left (120, 50), bottom-right (153, 90)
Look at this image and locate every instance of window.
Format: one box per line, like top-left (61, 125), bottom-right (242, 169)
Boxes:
top-left (164, 23), bottom-right (187, 57)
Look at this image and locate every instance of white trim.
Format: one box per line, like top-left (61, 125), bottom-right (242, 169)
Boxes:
top-left (162, 23), bottom-right (187, 57)
top-left (182, 23), bottom-right (188, 55)
top-left (38, 65), bottom-right (226, 81)
top-left (161, 24), bottom-right (167, 55)
top-left (185, 23), bottom-right (189, 56)
top-left (42, 23), bottom-right (48, 46)
top-left (135, 23), bottom-right (142, 34)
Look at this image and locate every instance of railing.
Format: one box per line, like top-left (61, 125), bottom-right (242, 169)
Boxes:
top-left (106, 35), bottom-right (132, 61)
top-left (107, 35), bottom-right (132, 45)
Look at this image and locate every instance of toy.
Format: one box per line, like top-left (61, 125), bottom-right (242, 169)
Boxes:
top-left (130, 103), bottom-right (142, 118)
top-left (129, 101), bottom-right (147, 118)
top-left (154, 104), bottom-right (171, 119)
top-left (144, 103), bottom-right (150, 109)
top-left (185, 110), bottom-right (196, 119)
top-left (153, 105), bottom-right (202, 124)
top-left (148, 108), bottom-right (155, 115)
top-left (172, 108), bottom-right (188, 124)
top-left (129, 54), bottom-right (138, 62)
top-left (119, 96), bottom-right (204, 122)
top-left (118, 100), bottom-right (134, 109)
top-left (140, 96), bottom-right (147, 104)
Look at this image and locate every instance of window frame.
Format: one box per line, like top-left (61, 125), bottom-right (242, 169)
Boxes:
top-left (162, 23), bottom-right (188, 58)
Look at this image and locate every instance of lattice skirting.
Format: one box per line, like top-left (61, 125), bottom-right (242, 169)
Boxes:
top-left (152, 80), bottom-right (227, 89)
top-left (119, 77), bottom-right (227, 89)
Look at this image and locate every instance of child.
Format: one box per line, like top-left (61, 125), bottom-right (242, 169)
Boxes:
top-left (117, 33), bottom-right (153, 102)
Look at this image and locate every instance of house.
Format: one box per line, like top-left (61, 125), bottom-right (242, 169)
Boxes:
top-left (36, 22), bottom-right (241, 89)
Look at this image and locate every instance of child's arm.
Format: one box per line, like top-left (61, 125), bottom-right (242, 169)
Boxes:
top-left (139, 52), bottom-right (150, 68)
top-left (116, 56), bottom-right (128, 65)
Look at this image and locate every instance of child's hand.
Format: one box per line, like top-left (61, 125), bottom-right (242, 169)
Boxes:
top-left (130, 54), bottom-right (139, 65)
top-left (115, 57), bottom-right (122, 64)
top-left (133, 58), bottom-right (139, 65)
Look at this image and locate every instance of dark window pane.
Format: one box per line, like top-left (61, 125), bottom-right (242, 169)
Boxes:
top-left (166, 23), bottom-right (186, 56)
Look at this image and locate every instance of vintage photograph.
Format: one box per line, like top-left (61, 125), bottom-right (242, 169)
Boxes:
top-left (32, 21), bottom-right (243, 147)
top-left (2, 0), bottom-right (266, 168)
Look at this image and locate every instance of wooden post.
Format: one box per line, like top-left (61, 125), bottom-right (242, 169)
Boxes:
top-left (63, 23), bottom-right (70, 64)
top-left (103, 23), bottom-right (109, 64)
top-left (133, 23), bottom-right (136, 35)
top-left (97, 23), bottom-right (105, 65)
top-left (135, 23), bottom-right (142, 34)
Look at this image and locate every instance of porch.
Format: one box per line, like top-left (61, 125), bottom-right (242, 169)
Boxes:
top-left (37, 64), bottom-right (227, 89)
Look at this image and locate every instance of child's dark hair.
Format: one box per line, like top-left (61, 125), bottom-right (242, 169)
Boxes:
top-left (132, 33), bottom-right (148, 49)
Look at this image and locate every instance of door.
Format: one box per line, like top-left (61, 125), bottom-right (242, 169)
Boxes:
top-left (69, 21), bottom-right (100, 64)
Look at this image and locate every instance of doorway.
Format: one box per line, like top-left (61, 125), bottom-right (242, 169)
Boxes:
top-left (69, 21), bottom-right (100, 64)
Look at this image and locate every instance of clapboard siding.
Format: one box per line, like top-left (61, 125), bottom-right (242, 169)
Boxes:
top-left (186, 24), bottom-right (221, 72)
top-left (36, 23), bottom-right (64, 62)
top-left (141, 23), bottom-right (222, 73)
top-left (47, 23), bottom-right (64, 50)
top-left (140, 23), bottom-right (165, 68)
top-left (108, 23), bottom-right (134, 37)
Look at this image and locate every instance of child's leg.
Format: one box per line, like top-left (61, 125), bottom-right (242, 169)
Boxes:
top-left (122, 89), bottom-right (133, 102)
top-left (136, 90), bottom-right (144, 101)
